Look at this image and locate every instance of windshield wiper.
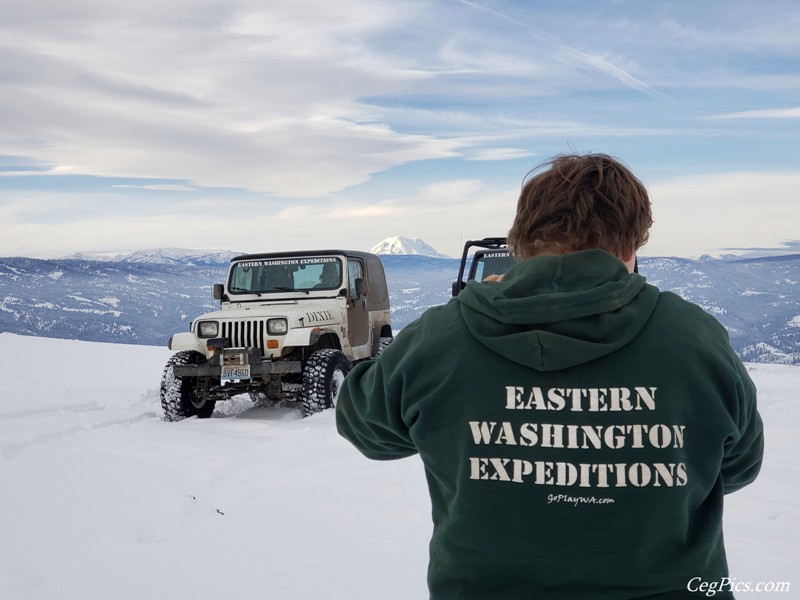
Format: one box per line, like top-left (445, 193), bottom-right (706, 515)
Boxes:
top-left (229, 286), bottom-right (256, 294)
top-left (274, 286), bottom-right (309, 295)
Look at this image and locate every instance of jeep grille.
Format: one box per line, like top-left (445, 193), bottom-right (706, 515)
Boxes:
top-left (221, 320), bottom-right (266, 350)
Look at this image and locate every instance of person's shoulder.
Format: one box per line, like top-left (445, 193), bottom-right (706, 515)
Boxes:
top-left (398, 299), bottom-right (463, 338)
top-left (388, 299), bottom-right (469, 354)
top-left (652, 289), bottom-right (731, 338)
top-left (657, 289), bottom-right (716, 316)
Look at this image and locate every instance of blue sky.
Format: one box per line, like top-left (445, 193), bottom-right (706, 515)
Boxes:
top-left (1, 0), bottom-right (798, 258)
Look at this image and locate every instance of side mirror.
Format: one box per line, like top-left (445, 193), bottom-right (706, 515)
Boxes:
top-left (355, 277), bottom-right (368, 298)
top-left (213, 284), bottom-right (225, 300)
top-left (452, 281), bottom-right (466, 297)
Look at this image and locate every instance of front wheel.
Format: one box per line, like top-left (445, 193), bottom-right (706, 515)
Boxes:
top-left (301, 349), bottom-right (350, 417)
top-left (160, 351), bottom-right (217, 421)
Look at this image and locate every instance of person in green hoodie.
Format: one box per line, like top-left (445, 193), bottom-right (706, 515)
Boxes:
top-left (336, 154), bottom-right (764, 600)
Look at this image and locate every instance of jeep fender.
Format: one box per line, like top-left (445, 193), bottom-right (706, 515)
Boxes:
top-left (168, 332), bottom-right (206, 355)
top-left (284, 326), bottom-right (334, 348)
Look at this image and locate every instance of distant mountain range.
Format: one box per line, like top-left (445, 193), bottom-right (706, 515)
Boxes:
top-left (63, 248), bottom-right (243, 266)
top-left (1, 249), bottom-right (798, 364)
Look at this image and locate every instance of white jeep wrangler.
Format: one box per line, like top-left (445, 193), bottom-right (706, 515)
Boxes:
top-left (160, 250), bottom-right (392, 420)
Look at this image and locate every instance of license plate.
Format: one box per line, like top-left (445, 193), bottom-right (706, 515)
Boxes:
top-left (221, 364), bottom-right (251, 380)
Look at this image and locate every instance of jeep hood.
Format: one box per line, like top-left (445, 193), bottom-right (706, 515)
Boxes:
top-left (196, 299), bottom-right (340, 327)
top-left (455, 249), bottom-right (659, 372)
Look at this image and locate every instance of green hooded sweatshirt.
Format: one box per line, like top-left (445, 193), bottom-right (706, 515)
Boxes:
top-left (336, 250), bottom-right (763, 600)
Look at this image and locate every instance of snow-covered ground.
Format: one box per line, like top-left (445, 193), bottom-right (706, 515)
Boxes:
top-left (0, 333), bottom-right (796, 599)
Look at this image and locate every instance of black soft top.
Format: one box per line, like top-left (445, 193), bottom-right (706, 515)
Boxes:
top-left (232, 249), bottom-right (376, 262)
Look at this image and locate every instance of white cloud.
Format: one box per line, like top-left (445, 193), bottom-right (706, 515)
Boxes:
top-left (112, 184), bottom-right (198, 192)
top-left (711, 107), bottom-right (800, 120)
top-left (0, 175), bottom-right (518, 259)
top-left (645, 171), bottom-right (800, 257)
top-left (4, 168), bottom-right (798, 261)
top-left (0, 0), bottom-right (464, 196)
top-left (465, 148), bottom-right (536, 161)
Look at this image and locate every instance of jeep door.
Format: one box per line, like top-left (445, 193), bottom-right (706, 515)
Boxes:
top-left (346, 258), bottom-right (369, 346)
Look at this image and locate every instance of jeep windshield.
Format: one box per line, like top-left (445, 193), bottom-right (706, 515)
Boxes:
top-left (470, 250), bottom-right (516, 282)
top-left (228, 256), bottom-right (343, 295)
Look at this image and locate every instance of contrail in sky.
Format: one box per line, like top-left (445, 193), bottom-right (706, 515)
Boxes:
top-left (455, 0), bottom-right (664, 97)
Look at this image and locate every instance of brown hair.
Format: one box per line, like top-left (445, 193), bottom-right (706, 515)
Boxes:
top-left (507, 154), bottom-right (653, 259)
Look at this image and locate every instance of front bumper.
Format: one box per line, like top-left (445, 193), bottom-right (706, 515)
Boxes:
top-left (172, 349), bottom-right (301, 379)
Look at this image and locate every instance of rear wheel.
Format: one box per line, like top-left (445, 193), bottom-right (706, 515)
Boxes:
top-left (160, 351), bottom-right (217, 421)
top-left (375, 336), bottom-right (393, 358)
top-left (301, 349), bottom-right (350, 417)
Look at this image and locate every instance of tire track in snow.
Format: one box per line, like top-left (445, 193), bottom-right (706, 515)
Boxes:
top-left (1, 411), bottom-right (160, 459)
top-left (0, 401), bottom-right (106, 420)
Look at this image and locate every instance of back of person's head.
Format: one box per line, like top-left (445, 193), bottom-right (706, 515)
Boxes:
top-left (507, 153), bottom-right (653, 260)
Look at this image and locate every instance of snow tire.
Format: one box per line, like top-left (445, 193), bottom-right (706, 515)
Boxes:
top-left (301, 349), bottom-right (350, 417)
top-left (160, 351), bottom-right (217, 421)
top-left (375, 336), bottom-right (393, 358)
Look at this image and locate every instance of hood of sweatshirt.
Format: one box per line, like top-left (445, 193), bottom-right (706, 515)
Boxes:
top-left (456, 249), bottom-right (659, 371)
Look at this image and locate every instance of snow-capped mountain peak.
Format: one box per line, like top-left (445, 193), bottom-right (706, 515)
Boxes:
top-left (370, 236), bottom-right (449, 258)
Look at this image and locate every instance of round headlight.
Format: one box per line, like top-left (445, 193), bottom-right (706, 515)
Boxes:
top-left (267, 318), bottom-right (288, 335)
top-left (197, 321), bottom-right (219, 338)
